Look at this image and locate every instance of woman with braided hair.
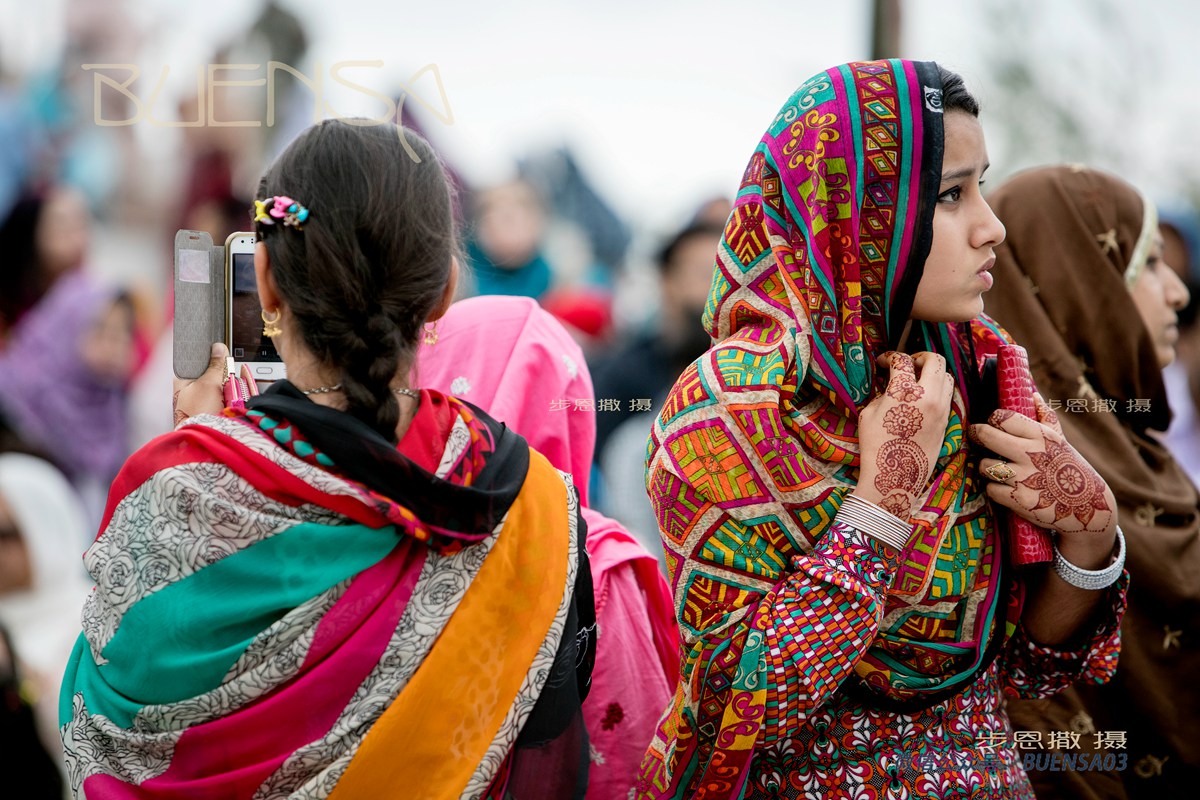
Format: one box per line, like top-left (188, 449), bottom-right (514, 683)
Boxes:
top-left (58, 119), bottom-right (595, 799)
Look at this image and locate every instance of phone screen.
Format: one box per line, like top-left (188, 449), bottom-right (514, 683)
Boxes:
top-left (230, 252), bottom-right (282, 362)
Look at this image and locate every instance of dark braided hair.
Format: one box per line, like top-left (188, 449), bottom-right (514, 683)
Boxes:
top-left (254, 119), bottom-right (458, 443)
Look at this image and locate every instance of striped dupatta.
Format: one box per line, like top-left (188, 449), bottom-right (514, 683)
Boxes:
top-left (60, 386), bottom-right (588, 799)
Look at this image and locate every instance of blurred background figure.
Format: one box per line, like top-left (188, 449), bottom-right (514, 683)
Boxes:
top-left (590, 219), bottom-right (723, 456)
top-left (688, 195), bottom-right (733, 228)
top-left (1159, 205), bottom-right (1200, 284)
top-left (0, 450), bottom-right (92, 793)
top-left (1160, 205), bottom-right (1200, 485)
top-left (463, 178), bottom-right (558, 299)
top-left (457, 149), bottom-right (629, 354)
top-left (1161, 203), bottom-right (1200, 484)
top-left (0, 267), bottom-right (137, 533)
top-left (415, 295), bottom-right (679, 800)
top-left (588, 217), bottom-right (724, 568)
top-left (0, 186), bottom-right (91, 340)
top-left (0, 623), bottom-right (64, 798)
top-left (517, 147), bottom-right (631, 284)
top-left (1165, 280), bottom-right (1200, 483)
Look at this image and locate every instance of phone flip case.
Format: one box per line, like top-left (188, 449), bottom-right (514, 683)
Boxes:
top-left (997, 344), bottom-right (1054, 566)
top-left (173, 230), bottom-right (226, 380)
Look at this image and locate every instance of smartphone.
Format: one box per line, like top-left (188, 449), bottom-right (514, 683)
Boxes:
top-left (225, 232), bottom-right (287, 381)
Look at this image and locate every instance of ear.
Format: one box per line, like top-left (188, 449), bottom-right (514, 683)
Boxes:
top-left (426, 256), bottom-right (460, 322)
top-left (254, 241), bottom-right (283, 313)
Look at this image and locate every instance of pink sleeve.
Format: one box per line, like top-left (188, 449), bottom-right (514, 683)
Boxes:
top-left (584, 561), bottom-right (677, 800)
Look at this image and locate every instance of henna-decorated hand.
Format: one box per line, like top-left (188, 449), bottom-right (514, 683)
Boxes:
top-left (854, 351), bottom-right (956, 520)
top-left (173, 343), bottom-right (229, 427)
top-left (970, 393), bottom-right (1118, 566)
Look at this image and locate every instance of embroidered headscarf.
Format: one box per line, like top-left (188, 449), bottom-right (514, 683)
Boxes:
top-left (647, 59), bottom-right (1014, 748)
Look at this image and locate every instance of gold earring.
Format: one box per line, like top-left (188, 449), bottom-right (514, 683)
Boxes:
top-left (262, 308), bottom-right (283, 338)
top-left (422, 322), bottom-right (438, 345)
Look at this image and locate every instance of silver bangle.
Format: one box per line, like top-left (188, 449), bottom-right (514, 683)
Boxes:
top-left (835, 494), bottom-right (912, 552)
top-left (1052, 527), bottom-right (1125, 591)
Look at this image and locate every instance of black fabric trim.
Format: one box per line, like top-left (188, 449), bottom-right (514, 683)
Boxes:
top-left (246, 381), bottom-right (529, 537)
top-left (887, 59), bottom-right (946, 351)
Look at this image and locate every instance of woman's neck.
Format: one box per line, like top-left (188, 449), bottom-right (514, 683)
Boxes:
top-left (280, 335), bottom-right (421, 443)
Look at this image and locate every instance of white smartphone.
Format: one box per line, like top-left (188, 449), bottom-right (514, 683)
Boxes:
top-left (225, 232), bottom-right (287, 382)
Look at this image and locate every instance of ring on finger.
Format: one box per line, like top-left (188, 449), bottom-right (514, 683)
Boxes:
top-left (983, 460), bottom-right (1016, 483)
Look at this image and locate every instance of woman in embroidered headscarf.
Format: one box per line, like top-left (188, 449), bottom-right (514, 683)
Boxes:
top-left (414, 293), bottom-right (680, 800)
top-left (638, 61), bottom-right (1128, 800)
top-left (984, 166), bottom-right (1197, 799)
top-left (59, 120), bottom-right (595, 800)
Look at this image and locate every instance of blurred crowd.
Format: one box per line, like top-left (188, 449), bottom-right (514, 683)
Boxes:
top-left (2, 2), bottom-right (1200, 796)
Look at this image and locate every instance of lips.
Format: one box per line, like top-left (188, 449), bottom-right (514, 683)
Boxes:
top-left (977, 257), bottom-right (995, 290)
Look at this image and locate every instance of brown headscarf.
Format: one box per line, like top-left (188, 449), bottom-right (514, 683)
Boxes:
top-left (985, 165), bottom-right (1200, 798)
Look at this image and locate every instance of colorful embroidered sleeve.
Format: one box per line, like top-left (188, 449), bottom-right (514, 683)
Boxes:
top-left (999, 570), bottom-right (1128, 700)
top-left (759, 520), bottom-right (902, 740)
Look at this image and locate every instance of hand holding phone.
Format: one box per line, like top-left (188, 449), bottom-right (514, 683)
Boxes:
top-left (173, 342), bottom-right (229, 425)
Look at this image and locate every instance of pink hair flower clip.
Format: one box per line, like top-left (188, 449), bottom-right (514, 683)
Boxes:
top-left (253, 195), bottom-right (310, 230)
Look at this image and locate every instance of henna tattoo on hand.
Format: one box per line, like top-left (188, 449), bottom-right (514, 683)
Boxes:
top-left (886, 377), bottom-right (925, 403)
top-left (989, 408), bottom-right (1017, 426)
top-left (173, 389), bottom-right (187, 427)
top-left (880, 492), bottom-right (913, 518)
top-left (1018, 435), bottom-right (1110, 527)
top-left (883, 405), bottom-right (923, 438)
top-left (874, 439), bottom-right (929, 495)
top-left (1035, 397), bottom-right (1060, 429)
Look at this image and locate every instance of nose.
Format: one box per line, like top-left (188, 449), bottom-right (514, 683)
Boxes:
top-left (1164, 264), bottom-right (1191, 311)
top-left (973, 196), bottom-right (1006, 249)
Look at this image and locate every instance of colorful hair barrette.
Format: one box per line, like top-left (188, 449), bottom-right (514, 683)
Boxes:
top-left (254, 195), bottom-right (310, 230)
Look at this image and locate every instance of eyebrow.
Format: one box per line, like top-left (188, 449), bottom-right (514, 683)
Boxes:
top-left (940, 162), bottom-right (990, 183)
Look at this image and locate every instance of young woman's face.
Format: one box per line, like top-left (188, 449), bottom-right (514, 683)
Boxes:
top-left (1130, 234), bottom-right (1191, 367)
top-left (911, 111), bottom-right (1006, 322)
top-left (35, 187), bottom-right (90, 277)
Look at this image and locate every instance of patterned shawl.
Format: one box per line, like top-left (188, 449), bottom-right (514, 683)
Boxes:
top-left (644, 60), bottom-right (1017, 795)
top-left (59, 383), bottom-right (588, 799)
top-left (986, 166), bottom-right (1200, 797)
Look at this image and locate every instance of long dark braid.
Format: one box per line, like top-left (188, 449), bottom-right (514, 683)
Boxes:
top-left (255, 119), bottom-right (458, 442)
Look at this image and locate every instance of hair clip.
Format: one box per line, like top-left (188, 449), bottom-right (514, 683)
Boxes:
top-left (253, 195), bottom-right (310, 230)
